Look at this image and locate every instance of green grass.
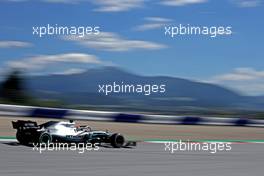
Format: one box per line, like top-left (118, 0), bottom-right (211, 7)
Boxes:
top-left (0, 136), bottom-right (16, 139)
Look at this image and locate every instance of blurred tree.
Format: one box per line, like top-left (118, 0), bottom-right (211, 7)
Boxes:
top-left (0, 70), bottom-right (28, 103)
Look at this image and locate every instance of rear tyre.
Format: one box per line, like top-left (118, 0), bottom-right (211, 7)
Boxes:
top-left (16, 132), bottom-right (28, 145)
top-left (110, 133), bottom-right (125, 148)
top-left (39, 132), bottom-right (52, 145)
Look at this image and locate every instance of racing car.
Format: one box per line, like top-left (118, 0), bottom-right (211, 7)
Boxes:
top-left (12, 120), bottom-right (136, 148)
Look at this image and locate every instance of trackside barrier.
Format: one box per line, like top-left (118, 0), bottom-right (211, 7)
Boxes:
top-left (0, 104), bottom-right (263, 127)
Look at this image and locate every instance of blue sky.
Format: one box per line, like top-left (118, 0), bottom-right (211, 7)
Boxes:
top-left (0, 0), bottom-right (263, 95)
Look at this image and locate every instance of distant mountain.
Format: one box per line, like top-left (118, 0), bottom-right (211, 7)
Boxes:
top-left (26, 66), bottom-right (264, 111)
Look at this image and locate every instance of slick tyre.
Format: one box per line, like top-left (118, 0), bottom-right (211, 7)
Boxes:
top-left (39, 132), bottom-right (52, 145)
top-left (16, 132), bottom-right (29, 145)
top-left (110, 133), bottom-right (125, 148)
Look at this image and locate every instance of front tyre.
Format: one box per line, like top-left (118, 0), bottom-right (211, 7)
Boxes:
top-left (110, 133), bottom-right (125, 148)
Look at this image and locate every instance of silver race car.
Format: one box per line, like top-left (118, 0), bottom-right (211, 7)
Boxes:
top-left (12, 120), bottom-right (136, 148)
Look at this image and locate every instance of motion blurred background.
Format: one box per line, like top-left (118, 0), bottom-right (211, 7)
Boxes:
top-left (0, 66), bottom-right (264, 118)
top-left (0, 0), bottom-right (263, 118)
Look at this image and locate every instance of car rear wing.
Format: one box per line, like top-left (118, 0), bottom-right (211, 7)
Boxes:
top-left (12, 120), bottom-right (38, 129)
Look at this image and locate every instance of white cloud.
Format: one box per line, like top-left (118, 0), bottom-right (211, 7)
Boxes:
top-left (42, 0), bottom-right (80, 4)
top-left (160, 0), bottom-right (208, 6)
top-left (91, 0), bottom-right (145, 12)
top-left (0, 41), bottom-right (32, 48)
top-left (135, 23), bottom-right (166, 31)
top-left (144, 17), bottom-right (173, 22)
top-left (7, 53), bottom-right (102, 70)
top-left (210, 67), bottom-right (264, 95)
top-left (2, 0), bottom-right (145, 11)
top-left (2, 0), bottom-right (210, 10)
top-left (2, 0), bottom-right (81, 3)
top-left (134, 17), bottom-right (173, 31)
top-left (53, 68), bottom-right (87, 75)
top-left (213, 68), bottom-right (264, 81)
top-left (232, 0), bottom-right (262, 7)
top-left (64, 32), bottom-right (167, 51)
top-left (1, 0), bottom-right (28, 2)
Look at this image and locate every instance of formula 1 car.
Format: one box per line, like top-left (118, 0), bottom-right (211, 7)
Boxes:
top-left (12, 120), bottom-right (136, 148)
